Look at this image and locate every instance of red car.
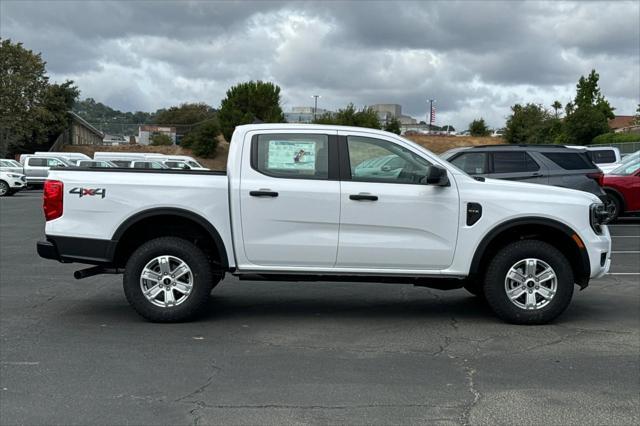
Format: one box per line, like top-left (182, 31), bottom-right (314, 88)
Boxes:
top-left (603, 157), bottom-right (640, 220)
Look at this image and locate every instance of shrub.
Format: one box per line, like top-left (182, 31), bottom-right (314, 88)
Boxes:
top-left (149, 133), bottom-right (172, 146)
top-left (591, 132), bottom-right (640, 144)
top-left (469, 118), bottom-right (491, 137)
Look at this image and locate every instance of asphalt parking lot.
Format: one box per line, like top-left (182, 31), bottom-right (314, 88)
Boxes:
top-left (1, 190), bottom-right (638, 426)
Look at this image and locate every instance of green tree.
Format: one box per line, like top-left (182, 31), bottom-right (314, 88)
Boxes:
top-left (633, 104), bottom-right (640, 125)
top-left (563, 69), bottom-right (614, 144)
top-left (551, 100), bottom-right (562, 119)
top-left (0, 39), bottom-right (48, 155)
top-left (218, 81), bottom-right (285, 141)
top-left (504, 103), bottom-right (561, 144)
top-left (384, 117), bottom-right (402, 135)
top-left (469, 118), bottom-right (491, 136)
top-left (0, 39), bottom-right (80, 156)
top-left (181, 119), bottom-right (220, 157)
top-left (314, 104), bottom-right (381, 129)
top-left (150, 133), bottom-right (172, 146)
top-left (155, 103), bottom-right (216, 126)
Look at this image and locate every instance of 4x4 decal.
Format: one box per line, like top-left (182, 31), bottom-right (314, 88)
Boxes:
top-left (69, 187), bottom-right (106, 198)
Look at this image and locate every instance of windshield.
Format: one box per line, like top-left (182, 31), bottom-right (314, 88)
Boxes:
top-left (610, 158), bottom-right (639, 176)
top-left (187, 160), bottom-right (202, 168)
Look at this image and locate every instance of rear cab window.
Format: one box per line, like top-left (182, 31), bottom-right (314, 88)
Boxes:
top-left (28, 158), bottom-right (47, 166)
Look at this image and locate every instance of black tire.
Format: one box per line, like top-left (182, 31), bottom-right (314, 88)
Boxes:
top-left (483, 240), bottom-right (574, 325)
top-left (0, 180), bottom-right (9, 197)
top-left (605, 192), bottom-right (622, 222)
top-left (123, 236), bottom-right (219, 322)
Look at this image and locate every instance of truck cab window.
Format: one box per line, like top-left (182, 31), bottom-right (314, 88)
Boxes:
top-left (253, 134), bottom-right (329, 179)
top-left (347, 136), bottom-right (431, 184)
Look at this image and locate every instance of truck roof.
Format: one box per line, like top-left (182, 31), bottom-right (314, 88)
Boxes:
top-left (235, 123), bottom-right (401, 136)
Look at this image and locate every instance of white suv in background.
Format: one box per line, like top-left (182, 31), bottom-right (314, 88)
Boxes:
top-left (0, 170), bottom-right (27, 196)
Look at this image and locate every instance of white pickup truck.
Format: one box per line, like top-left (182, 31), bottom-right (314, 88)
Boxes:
top-left (37, 124), bottom-right (612, 324)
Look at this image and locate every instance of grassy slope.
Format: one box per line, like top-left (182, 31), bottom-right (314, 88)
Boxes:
top-left (404, 135), bottom-right (505, 154)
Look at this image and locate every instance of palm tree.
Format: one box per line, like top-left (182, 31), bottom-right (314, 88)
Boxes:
top-left (552, 100), bottom-right (562, 119)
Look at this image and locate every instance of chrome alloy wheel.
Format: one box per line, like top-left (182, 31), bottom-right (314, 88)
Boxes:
top-left (140, 255), bottom-right (193, 308)
top-left (504, 258), bottom-right (557, 310)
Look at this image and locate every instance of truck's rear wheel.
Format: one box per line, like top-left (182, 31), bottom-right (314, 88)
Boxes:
top-left (483, 240), bottom-right (574, 325)
top-left (123, 236), bottom-right (218, 322)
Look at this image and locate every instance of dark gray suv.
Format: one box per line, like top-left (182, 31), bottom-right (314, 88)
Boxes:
top-left (443, 145), bottom-right (607, 201)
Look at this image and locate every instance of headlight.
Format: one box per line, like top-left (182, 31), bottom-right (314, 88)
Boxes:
top-left (8, 173), bottom-right (23, 178)
top-left (590, 203), bottom-right (610, 234)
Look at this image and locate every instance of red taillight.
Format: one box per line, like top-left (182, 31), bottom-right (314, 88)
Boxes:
top-left (587, 172), bottom-right (604, 187)
top-left (43, 179), bottom-right (63, 221)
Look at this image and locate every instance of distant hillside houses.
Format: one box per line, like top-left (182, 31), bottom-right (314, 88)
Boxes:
top-left (284, 103), bottom-right (418, 126)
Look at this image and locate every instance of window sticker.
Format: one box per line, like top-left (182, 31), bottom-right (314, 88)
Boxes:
top-left (267, 141), bottom-right (316, 170)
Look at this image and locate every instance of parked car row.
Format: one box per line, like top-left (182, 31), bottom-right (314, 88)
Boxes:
top-left (440, 145), bottom-right (639, 221)
top-left (0, 152), bottom-right (209, 193)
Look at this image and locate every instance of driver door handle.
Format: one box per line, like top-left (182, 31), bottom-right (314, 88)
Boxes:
top-left (349, 194), bottom-right (378, 201)
top-left (250, 190), bottom-right (279, 197)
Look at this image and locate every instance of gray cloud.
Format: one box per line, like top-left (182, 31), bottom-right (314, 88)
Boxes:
top-left (1, 0), bottom-right (638, 130)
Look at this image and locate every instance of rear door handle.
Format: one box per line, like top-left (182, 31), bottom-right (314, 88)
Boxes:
top-left (349, 194), bottom-right (378, 201)
top-left (250, 190), bottom-right (278, 197)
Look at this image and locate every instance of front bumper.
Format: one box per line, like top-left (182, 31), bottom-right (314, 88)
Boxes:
top-left (582, 225), bottom-right (612, 279)
top-left (7, 177), bottom-right (26, 191)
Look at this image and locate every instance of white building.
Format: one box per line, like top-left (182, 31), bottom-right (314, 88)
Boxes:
top-left (138, 125), bottom-right (177, 145)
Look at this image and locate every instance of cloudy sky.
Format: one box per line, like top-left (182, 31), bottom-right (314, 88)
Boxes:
top-left (2, 0), bottom-right (639, 129)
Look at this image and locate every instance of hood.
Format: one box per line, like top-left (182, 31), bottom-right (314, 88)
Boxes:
top-left (479, 177), bottom-right (602, 204)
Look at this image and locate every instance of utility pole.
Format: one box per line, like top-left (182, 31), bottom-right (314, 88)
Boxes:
top-left (312, 95), bottom-right (320, 121)
top-left (428, 99), bottom-right (435, 133)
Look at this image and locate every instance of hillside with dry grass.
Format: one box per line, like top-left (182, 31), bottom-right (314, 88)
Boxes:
top-left (404, 134), bottom-right (505, 153)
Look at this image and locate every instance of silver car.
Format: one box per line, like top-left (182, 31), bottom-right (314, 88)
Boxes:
top-left (20, 155), bottom-right (74, 185)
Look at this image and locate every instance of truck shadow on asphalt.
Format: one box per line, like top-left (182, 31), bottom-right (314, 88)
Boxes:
top-left (65, 288), bottom-right (614, 326)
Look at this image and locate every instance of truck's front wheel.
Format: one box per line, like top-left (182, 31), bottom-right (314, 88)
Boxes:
top-left (483, 240), bottom-right (574, 325)
top-left (123, 237), bottom-right (218, 322)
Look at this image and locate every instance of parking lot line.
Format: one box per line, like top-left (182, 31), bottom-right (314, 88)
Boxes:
top-left (607, 272), bottom-right (640, 275)
top-left (611, 236), bottom-right (640, 238)
top-left (612, 251), bottom-right (640, 253)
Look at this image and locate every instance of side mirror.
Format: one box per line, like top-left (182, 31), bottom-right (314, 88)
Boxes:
top-left (425, 165), bottom-right (450, 186)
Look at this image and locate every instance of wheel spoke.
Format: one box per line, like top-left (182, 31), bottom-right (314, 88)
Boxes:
top-left (536, 269), bottom-right (555, 283)
top-left (158, 256), bottom-right (171, 275)
top-left (142, 268), bottom-right (161, 283)
top-left (507, 286), bottom-right (526, 300)
top-left (507, 269), bottom-right (526, 284)
top-left (536, 286), bottom-right (555, 299)
top-left (173, 282), bottom-right (192, 294)
top-left (145, 284), bottom-right (162, 299)
top-left (525, 259), bottom-right (537, 277)
top-left (525, 291), bottom-right (537, 308)
top-left (164, 288), bottom-right (175, 306)
top-left (172, 262), bottom-right (190, 280)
